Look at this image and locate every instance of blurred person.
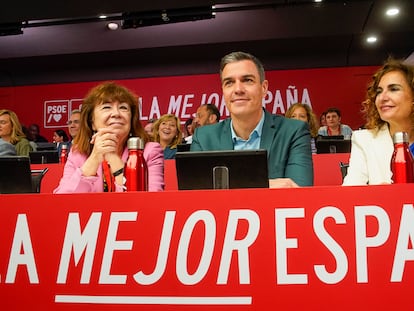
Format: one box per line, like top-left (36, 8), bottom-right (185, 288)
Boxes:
top-left (0, 109), bottom-right (33, 156)
top-left (53, 129), bottom-right (69, 144)
top-left (194, 103), bottom-right (221, 128)
top-left (343, 59), bottom-right (414, 185)
top-left (191, 51), bottom-right (313, 188)
top-left (319, 111), bottom-right (327, 127)
top-left (0, 138), bottom-right (17, 156)
top-left (153, 114), bottom-right (182, 159)
top-left (285, 103), bottom-right (319, 154)
top-left (53, 129), bottom-right (69, 157)
top-left (28, 123), bottom-right (48, 142)
top-left (54, 82), bottom-right (164, 193)
top-left (183, 118), bottom-right (194, 144)
top-left (66, 109), bottom-right (81, 153)
top-left (318, 107), bottom-right (352, 137)
top-left (144, 118), bottom-right (157, 140)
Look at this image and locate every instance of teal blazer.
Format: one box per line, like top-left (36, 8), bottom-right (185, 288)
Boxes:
top-left (191, 110), bottom-right (314, 186)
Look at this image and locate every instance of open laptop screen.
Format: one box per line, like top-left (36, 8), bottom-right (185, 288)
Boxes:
top-left (29, 150), bottom-right (59, 164)
top-left (175, 149), bottom-right (269, 190)
top-left (0, 156), bottom-right (33, 194)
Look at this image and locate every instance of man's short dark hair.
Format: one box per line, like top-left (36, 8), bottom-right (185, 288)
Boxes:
top-left (205, 104), bottom-right (220, 123)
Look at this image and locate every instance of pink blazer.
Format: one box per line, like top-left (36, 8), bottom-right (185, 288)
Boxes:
top-left (54, 142), bottom-right (164, 193)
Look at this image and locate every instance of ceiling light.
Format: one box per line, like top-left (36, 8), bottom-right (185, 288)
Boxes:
top-left (386, 8), bottom-right (399, 16)
top-left (366, 36), bottom-right (377, 43)
top-left (99, 15), bottom-right (108, 19)
top-left (314, 0), bottom-right (323, 2)
top-left (107, 22), bottom-right (119, 30)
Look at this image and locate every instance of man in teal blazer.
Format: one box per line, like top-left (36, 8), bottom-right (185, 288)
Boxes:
top-left (191, 51), bottom-right (313, 187)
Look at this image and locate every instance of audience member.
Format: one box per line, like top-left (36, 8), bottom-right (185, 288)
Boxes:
top-left (0, 138), bottom-right (17, 156)
top-left (54, 82), bottom-right (164, 193)
top-left (153, 114), bottom-right (183, 159)
top-left (319, 111), bottom-right (327, 127)
top-left (343, 59), bottom-right (414, 185)
top-left (144, 118), bottom-right (157, 140)
top-left (0, 109), bottom-right (33, 156)
top-left (28, 123), bottom-right (48, 142)
top-left (194, 103), bottom-right (221, 128)
top-left (191, 51), bottom-right (313, 187)
top-left (53, 129), bottom-right (69, 156)
top-left (67, 109), bottom-right (81, 152)
top-left (318, 107), bottom-right (352, 137)
top-left (285, 103), bottom-right (319, 154)
top-left (183, 118), bottom-right (194, 144)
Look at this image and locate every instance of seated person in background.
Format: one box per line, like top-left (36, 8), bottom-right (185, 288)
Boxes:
top-left (318, 107), bottom-right (352, 138)
top-left (191, 51), bottom-right (313, 188)
top-left (194, 103), bottom-right (221, 128)
top-left (53, 129), bottom-right (69, 156)
top-left (54, 82), bottom-right (164, 193)
top-left (186, 103), bottom-right (221, 144)
top-left (28, 123), bottom-right (48, 142)
top-left (0, 138), bottom-right (17, 156)
top-left (67, 109), bottom-right (81, 153)
top-left (182, 118), bottom-right (194, 144)
top-left (285, 102), bottom-right (319, 154)
top-left (0, 109), bottom-right (33, 156)
top-left (343, 59), bottom-right (414, 186)
top-left (153, 114), bottom-right (183, 159)
top-left (144, 118), bottom-right (157, 141)
top-left (319, 111), bottom-right (327, 127)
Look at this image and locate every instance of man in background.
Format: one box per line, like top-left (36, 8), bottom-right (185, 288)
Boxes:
top-left (28, 123), bottom-right (48, 142)
top-left (194, 103), bottom-right (221, 128)
top-left (191, 51), bottom-right (313, 188)
top-left (65, 109), bottom-right (81, 153)
top-left (186, 104), bottom-right (221, 144)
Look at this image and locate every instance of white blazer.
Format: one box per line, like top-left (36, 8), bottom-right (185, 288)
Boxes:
top-left (343, 125), bottom-right (393, 186)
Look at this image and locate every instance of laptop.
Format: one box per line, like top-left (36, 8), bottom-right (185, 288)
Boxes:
top-left (316, 138), bottom-right (351, 154)
top-left (175, 149), bottom-right (269, 190)
top-left (0, 156), bottom-right (33, 194)
top-left (29, 150), bottom-right (59, 164)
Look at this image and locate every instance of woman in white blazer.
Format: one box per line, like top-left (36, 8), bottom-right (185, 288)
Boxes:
top-left (343, 59), bottom-right (414, 186)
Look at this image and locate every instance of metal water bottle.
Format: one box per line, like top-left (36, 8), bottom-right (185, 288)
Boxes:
top-left (124, 137), bottom-right (148, 191)
top-left (391, 132), bottom-right (414, 183)
top-left (60, 144), bottom-right (68, 165)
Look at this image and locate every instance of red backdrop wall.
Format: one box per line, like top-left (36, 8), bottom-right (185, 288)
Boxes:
top-left (0, 65), bottom-right (378, 140)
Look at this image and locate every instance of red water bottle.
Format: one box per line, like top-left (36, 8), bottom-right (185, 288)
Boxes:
top-left (391, 132), bottom-right (414, 183)
top-left (60, 144), bottom-right (68, 165)
top-left (124, 137), bottom-right (148, 191)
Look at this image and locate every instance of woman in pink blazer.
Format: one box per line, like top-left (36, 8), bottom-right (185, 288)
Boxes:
top-left (54, 82), bottom-right (164, 193)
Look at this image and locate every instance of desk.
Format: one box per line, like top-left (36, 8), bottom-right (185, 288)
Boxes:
top-left (1, 184), bottom-right (413, 310)
top-left (34, 153), bottom-right (351, 193)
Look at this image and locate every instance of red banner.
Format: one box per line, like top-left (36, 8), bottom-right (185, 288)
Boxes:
top-left (0, 66), bottom-right (377, 140)
top-left (1, 184), bottom-right (413, 310)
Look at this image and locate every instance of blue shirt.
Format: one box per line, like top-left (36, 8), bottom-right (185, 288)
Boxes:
top-left (231, 111), bottom-right (265, 150)
top-left (163, 146), bottom-right (177, 159)
top-left (410, 143), bottom-right (414, 157)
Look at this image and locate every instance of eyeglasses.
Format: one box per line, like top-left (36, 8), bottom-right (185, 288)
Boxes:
top-left (67, 120), bottom-right (80, 125)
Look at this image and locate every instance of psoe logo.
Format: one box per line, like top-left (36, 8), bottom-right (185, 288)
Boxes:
top-left (44, 100), bottom-right (69, 128)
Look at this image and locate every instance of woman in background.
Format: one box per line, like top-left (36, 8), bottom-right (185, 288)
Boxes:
top-left (343, 59), bottom-right (414, 185)
top-left (0, 109), bottom-right (32, 156)
top-left (54, 82), bottom-right (164, 193)
top-left (153, 114), bottom-right (183, 159)
top-left (285, 103), bottom-right (319, 154)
